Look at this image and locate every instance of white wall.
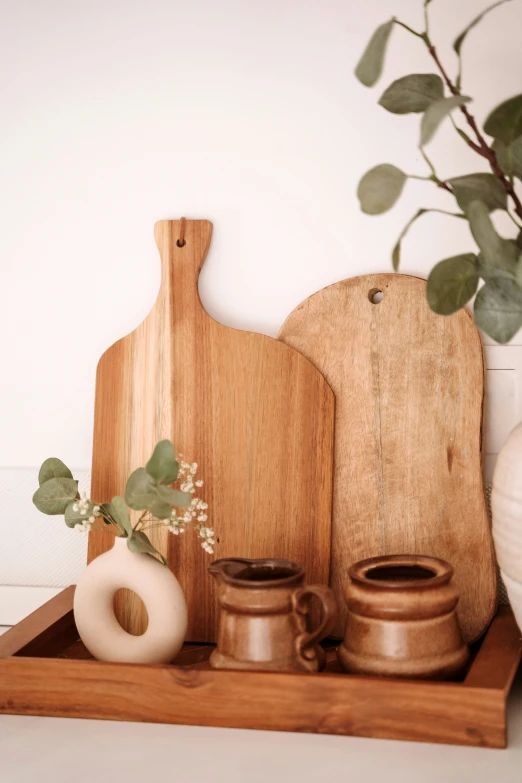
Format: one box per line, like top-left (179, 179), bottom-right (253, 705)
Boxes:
top-left (1, 0), bottom-right (522, 595)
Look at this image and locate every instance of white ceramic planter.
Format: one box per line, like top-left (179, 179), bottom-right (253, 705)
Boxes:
top-left (73, 536), bottom-right (187, 663)
top-left (491, 421), bottom-right (522, 632)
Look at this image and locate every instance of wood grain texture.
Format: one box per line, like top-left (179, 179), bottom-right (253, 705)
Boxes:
top-left (278, 274), bottom-right (497, 641)
top-left (0, 586), bottom-right (76, 659)
top-left (1, 591), bottom-right (519, 748)
top-left (87, 220), bottom-right (334, 642)
top-left (1, 605), bottom-right (520, 748)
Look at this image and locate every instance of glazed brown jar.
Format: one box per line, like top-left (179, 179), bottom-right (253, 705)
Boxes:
top-left (337, 555), bottom-right (469, 680)
top-left (209, 558), bottom-right (337, 672)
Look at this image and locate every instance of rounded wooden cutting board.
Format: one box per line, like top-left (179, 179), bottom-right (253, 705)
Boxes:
top-left (279, 273), bottom-right (497, 642)
top-left (88, 220), bottom-right (334, 643)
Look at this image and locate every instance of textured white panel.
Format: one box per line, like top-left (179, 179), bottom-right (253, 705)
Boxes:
top-left (484, 347), bottom-right (522, 483)
top-left (0, 467), bottom-right (90, 587)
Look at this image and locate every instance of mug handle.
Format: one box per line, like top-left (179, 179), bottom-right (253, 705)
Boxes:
top-left (292, 585), bottom-right (338, 672)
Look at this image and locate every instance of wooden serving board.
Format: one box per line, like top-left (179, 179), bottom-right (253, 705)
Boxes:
top-left (278, 273), bottom-right (497, 642)
top-left (88, 219), bottom-right (334, 642)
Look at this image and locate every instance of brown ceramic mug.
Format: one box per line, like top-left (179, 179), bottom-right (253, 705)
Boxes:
top-left (337, 554), bottom-right (469, 680)
top-left (208, 558), bottom-right (338, 672)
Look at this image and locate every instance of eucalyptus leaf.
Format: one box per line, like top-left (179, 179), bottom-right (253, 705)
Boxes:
top-left (477, 251), bottom-right (517, 281)
top-left (145, 440), bottom-right (178, 484)
top-left (32, 477), bottom-right (79, 515)
top-left (517, 230), bottom-right (522, 250)
top-left (64, 500), bottom-right (93, 528)
top-left (357, 164), bottom-right (407, 215)
top-left (378, 74), bottom-right (443, 114)
top-left (354, 18), bottom-right (394, 87)
top-left (127, 531), bottom-right (167, 564)
top-left (448, 173), bottom-right (507, 212)
top-left (484, 94), bottom-right (522, 145)
top-left (38, 457), bottom-right (73, 486)
top-left (453, 1), bottom-right (513, 55)
top-left (420, 95), bottom-right (471, 146)
top-left (426, 254), bottom-right (479, 315)
top-left (110, 495), bottom-right (133, 537)
top-left (125, 467), bottom-right (173, 518)
top-left (125, 467), bottom-right (157, 510)
top-left (156, 485), bottom-right (192, 508)
top-left (392, 208), bottom-right (428, 271)
top-left (466, 200), bottom-right (519, 269)
top-left (474, 277), bottom-right (522, 343)
top-left (147, 496), bottom-right (174, 519)
top-left (493, 137), bottom-right (522, 180)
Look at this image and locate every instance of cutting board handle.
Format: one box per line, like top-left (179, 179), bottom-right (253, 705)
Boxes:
top-left (154, 219), bottom-right (213, 307)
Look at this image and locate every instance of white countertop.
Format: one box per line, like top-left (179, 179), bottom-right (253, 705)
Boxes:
top-left (1, 671), bottom-right (521, 783)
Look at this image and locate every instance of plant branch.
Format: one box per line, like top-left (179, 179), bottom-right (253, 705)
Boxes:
top-left (426, 42), bottom-right (522, 220)
top-left (134, 509), bottom-right (152, 531)
top-left (419, 147), bottom-right (453, 193)
top-left (394, 19), bottom-right (425, 38)
top-left (423, 0), bottom-right (430, 36)
top-left (426, 208), bottom-right (467, 219)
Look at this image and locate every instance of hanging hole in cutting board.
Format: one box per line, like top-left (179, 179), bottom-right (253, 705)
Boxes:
top-left (113, 589), bottom-right (149, 635)
top-left (177, 216), bottom-right (186, 247)
top-left (368, 288), bottom-right (383, 304)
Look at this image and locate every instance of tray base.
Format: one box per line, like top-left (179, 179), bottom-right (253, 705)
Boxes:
top-left (0, 587), bottom-right (520, 748)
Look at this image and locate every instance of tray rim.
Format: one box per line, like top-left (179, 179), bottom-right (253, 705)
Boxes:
top-left (0, 587), bottom-right (520, 749)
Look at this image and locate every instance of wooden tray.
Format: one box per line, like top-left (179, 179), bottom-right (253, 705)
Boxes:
top-left (0, 588), bottom-right (520, 749)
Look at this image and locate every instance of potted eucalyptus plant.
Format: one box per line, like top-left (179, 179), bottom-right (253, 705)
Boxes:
top-left (33, 440), bottom-right (215, 663)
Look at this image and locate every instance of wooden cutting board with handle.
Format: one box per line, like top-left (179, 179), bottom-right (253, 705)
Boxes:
top-left (88, 219), bottom-right (334, 642)
top-left (278, 273), bottom-right (497, 642)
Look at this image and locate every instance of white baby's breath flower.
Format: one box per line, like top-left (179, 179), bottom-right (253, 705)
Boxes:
top-left (195, 479), bottom-right (203, 487)
top-left (190, 463), bottom-right (198, 475)
top-left (197, 513), bottom-right (208, 522)
top-left (72, 503), bottom-right (79, 512)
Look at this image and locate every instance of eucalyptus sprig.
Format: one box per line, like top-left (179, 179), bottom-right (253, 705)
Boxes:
top-left (355, 0), bottom-right (522, 343)
top-left (32, 441), bottom-right (215, 563)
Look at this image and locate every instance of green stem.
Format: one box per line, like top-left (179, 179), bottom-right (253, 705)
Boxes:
top-left (455, 53), bottom-right (463, 92)
top-left (423, 0), bottom-right (430, 36)
top-left (134, 509), bottom-right (150, 531)
top-left (141, 522), bottom-right (174, 532)
top-left (419, 147), bottom-right (453, 193)
top-left (507, 209), bottom-right (522, 229)
top-left (427, 209), bottom-right (467, 219)
top-left (394, 19), bottom-right (425, 38)
top-left (393, 207), bottom-right (466, 272)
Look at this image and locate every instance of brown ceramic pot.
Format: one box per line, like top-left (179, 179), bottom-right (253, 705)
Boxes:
top-left (208, 558), bottom-right (337, 672)
top-left (337, 555), bottom-right (469, 680)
